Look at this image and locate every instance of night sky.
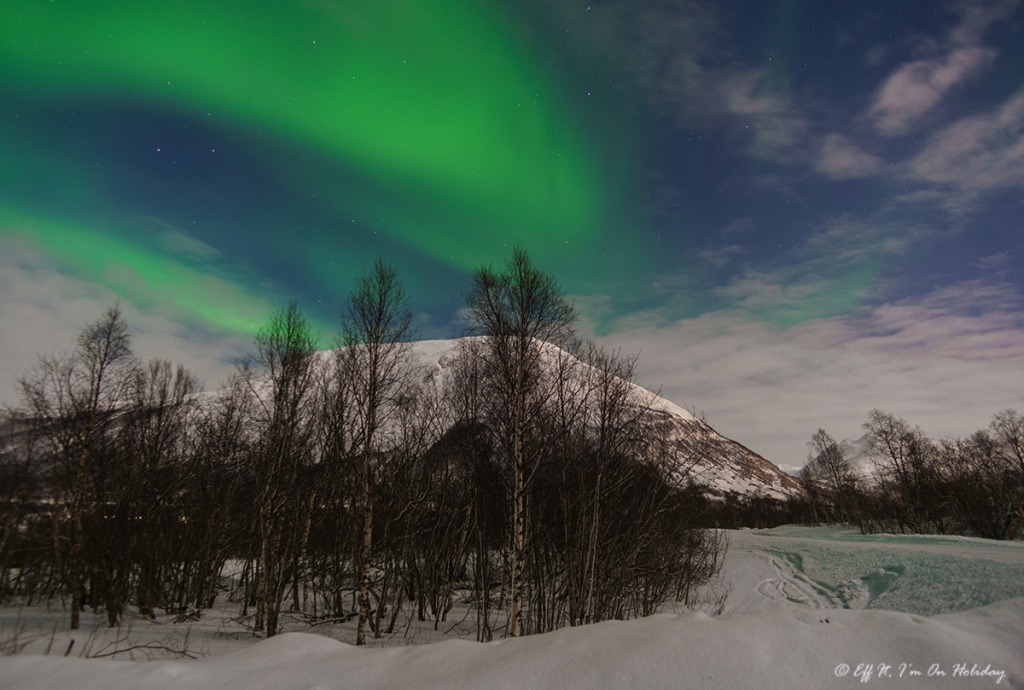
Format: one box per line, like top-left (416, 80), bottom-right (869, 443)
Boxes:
top-left (2, 0), bottom-right (1023, 467)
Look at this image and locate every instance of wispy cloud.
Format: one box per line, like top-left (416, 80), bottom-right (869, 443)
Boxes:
top-left (140, 217), bottom-right (223, 261)
top-left (0, 236), bottom-right (255, 407)
top-left (949, 0), bottom-right (1022, 45)
top-left (867, 0), bottom-right (1017, 136)
top-left (594, 279), bottom-right (1024, 466)
top-left (852, 280), bottom-right (1024, 360)
top-left (705, 215), bottom-right (924, 324)
top-left (869, 47), bottom-right (995, 136)
top-left (697, 244), bottom-right (747, 268)
top-left (532, 0), bottom-right (815, 168)
top-left (718, 71), bottom-right (810, 164)
top-left (907, 89), bottom-right (1024, 208)
top-left (816, 134), bottom-right (886, 180)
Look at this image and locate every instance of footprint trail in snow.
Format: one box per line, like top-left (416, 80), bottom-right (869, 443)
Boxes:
top-left (756, 550), bottom-right (904, 609)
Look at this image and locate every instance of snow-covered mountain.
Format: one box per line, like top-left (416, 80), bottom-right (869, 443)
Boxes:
top-left (651, 409), bottom-right (804, 499)
top-left (832, 434), bottom-right (877, 480)
top-left (405, 339), bottom-right (803, 501)
top-left (0, 338), bottom-right (801, 500)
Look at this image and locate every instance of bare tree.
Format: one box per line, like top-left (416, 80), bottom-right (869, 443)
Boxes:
top-left (443, 338), bottom-right (503, 641)
top-left (464, 246), bottom-right (577, 637)
top-left (864, 410), bottom-right (943, 533)
top-left (240, 302), bottom-right (320, 637)
top-left (175, 376), bottom-right (251, 614)
top-left (990, 409), bottom-right (1024, 481)
top-left (801, 429), bottom-right (859, 524)
top-left (0, 411), bottom-right (37, 602)
top-left (117, 359), bottom-right (202, 619)
top-left (17, 306), bottom-right (137, 629)
top-left (338, 258), bottom-right (416, 645)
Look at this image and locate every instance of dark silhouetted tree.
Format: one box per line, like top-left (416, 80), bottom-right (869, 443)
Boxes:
top-left (338, 258), bottom-right (416, 645)
top-left (464, 246), bottom-right (577, 637)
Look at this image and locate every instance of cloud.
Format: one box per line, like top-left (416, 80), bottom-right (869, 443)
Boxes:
top-left (525, 0), bottom-right (718, 111)
top-left (948, 0), bottom-right (1022, 46)
top-left (528, 0), bottom-right (815, 168)
top-left (596, 213), bottom-right (916, 332)
top-left (718, 71), bottom-right (810, 163)
top-left (582, 215), bottom-right (1006, 467)
top-left (816, 134), bottom-right (886, 180)
top-left (0, 236), bottom-right (251, 407)
top-left (721, 218), bottom-right (758, 239)
top-left (907, 89), bottom-right (1024, 205)
top-left (704, 215), bottom-right (924, 326)
top-left (852, 280), bottom-right (1024, 360)
top-left (697, 244), bottom-right (747, 269)
top-left (870, 47), bottom-right (996, 136)
top-left (593, 280), bottom-right (1024, 467)
top-left (867, 0), bottom-right (1018, 136)
top-left (976, 250), bottom-right (1014, 275)
top-left (141, 217), bottom-right (223, 261)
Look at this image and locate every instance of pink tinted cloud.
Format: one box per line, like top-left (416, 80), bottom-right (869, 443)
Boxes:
top-left (816, 134), bottom-right (885, 180)
top-left (909, 89), bottom-right (1024, 198)
top-left (870, 47), bottom-right (995, 136)
top-left (595, 281), bottom-right (1024, 466)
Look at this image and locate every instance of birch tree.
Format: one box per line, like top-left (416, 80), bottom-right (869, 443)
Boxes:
top-left (464, 246), bottom-right (577, 637)
top-left (18, 305), bottom-right (137, 629)
top-left (241, 302), bottom-right (319, 637)
top-left (339, 258), bottom-right (415, 645)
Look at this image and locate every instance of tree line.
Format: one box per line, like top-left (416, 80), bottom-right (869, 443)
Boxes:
top-left (795, 409), bottom-right (1024, 539)
top-left (694, 409), bottom-right (1024, 540)
top-left (0, 248), bottom-right (726, 640)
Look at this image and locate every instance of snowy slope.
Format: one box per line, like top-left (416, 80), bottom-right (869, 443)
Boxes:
top-left (402, 338), bottom-right (802, 499)
top-left (6, 603), bottom-right (1024, 689)
top-left (136, 338), bottom-right (796, 499)
top-left (838, 434), bottom-right (878, 479)
top-left (2, 594), bottom-right (1021, 690)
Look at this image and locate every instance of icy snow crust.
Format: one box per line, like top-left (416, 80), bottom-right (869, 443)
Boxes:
top-left (2, 527), bottom-right (1023, 689)
top-left (727, 526), bottom-right (1024, 615)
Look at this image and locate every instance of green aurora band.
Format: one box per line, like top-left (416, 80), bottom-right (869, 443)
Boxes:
top-left (1, 208), bottom-right (281, 335)
top-left (1, 0), bottom-right (889, 340)
top-left (1, 0), bottom-right (605, 332)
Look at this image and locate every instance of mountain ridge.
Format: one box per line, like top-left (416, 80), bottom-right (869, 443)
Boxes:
top-left (400, 338), bottom-right (803, 500)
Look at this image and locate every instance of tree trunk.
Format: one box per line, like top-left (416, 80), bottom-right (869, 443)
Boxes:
top-left (356, 448), bottom-right (373, 645)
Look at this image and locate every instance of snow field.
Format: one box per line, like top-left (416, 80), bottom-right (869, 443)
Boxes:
top-left (2, 599), bottom-right (1021, 689)
top-left (1, 526), bottom-right (1022, 689)
top-left (724, 527), bottom-right (1024, 615)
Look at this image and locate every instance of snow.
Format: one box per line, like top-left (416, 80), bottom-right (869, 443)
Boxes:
top-left (2, 601), bottom-right (1022, 689)
top-left (725, 526), bottom-right (1024, 615)
top-left (839, 434), bottom-right (877, 479)
top-left (3, 527), bottom-right (1022, 689)
top-left (401, 338), bottom-right (699, 421)
top-left (402, 339), bottom-right (799, 499)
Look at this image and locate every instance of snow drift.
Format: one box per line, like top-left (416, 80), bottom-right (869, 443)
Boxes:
top-left (1, 598), bottom-right (1021, 689)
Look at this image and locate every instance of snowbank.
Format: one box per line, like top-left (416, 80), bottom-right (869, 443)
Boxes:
top-left (1, 599), bottom-right (1021, 689)
top-left (4, 526), bottom-right (1022, 689)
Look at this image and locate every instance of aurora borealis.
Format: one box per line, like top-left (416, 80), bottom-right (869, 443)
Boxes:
top-left (0, 0), bottom-right (614, 317)
top-left (3, 0), bottom-right (1024, 465)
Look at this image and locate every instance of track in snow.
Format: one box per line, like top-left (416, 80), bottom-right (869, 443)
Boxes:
top-left (756, 550), bottom-right (903, 609)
